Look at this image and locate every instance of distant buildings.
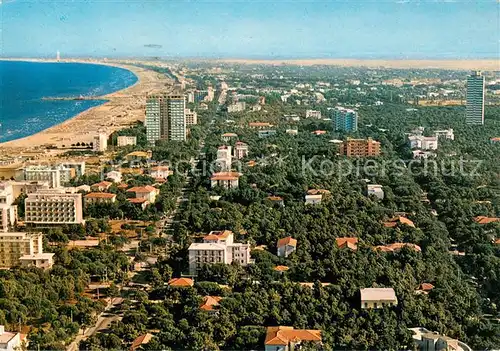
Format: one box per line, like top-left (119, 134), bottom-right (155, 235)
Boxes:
top-left (25, 189), bottom-right (84, 226)
top-left (466, 71), bottom-right (485, 125)
top-left (333, 107), bottom-right (358, 132)
top-left (84, 192), bottom-right (117, 205)
top-left (117, 136), bottom-right (137, 147)
top-left (188, 230), bottom-right (252, 275)
top-left (150, 166), bottom-right (171, 179)
top-left (408, 135), bottom-right (438, 150)
top-left (360, 288), bottom-right (398, 309)
top-left (221, 133), bottom-right (238, 142)
top-left (305, 194), bottom-right (322, 205)
top-left (216, 146), bottom-right (233, 171)
top-left (127, 186), bottom-right (159, 204)
top-left (249, 122), bottom-right (273, 129)
top-left (336, 237), bottom-right (358, 250)
top-left (305, 110), bottom-right (322, 119)
top-left (264, 326), bottom-right (322, 351)
top-left (409, 327), bottom-right (472, 351)
top-left (93, 133), bottom-right (108, 152)
top-left (339, 138), bottom-right (381, 157)
top-left (258, 130), bottom-right (277, 138)
top-left (23, 165), bottom-right (75, 188)
top-left (277, 236), bottom-right (297, 257)
top-left (145, 93), bottom-right (187, 144)
top-left (434, 129), bottom-right (454, 140)
top-left (0, 232), bottom-right (54, 269)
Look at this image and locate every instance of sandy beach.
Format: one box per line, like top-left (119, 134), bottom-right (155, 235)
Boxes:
top-left (217, 58), bottom-right (500, 71)
top-left (0, 59), bottom-right (171, 154)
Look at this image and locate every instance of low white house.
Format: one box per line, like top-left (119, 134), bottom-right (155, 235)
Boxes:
top-left (360, 288), bottom-right (398, 309)
top-left (305, 194), bottom-right (322, 205)
top-left (277, 236), bottom-right (297, 258)
top-left (0, 325), bottom-right (21, 351)
top-left (367, 184), bottom-right (384, 200)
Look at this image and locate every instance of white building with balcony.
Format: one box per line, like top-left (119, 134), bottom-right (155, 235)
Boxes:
top-left (0, 183), bottom-right (17, 233)
top-left (25, 189), bottom-right (84, 226)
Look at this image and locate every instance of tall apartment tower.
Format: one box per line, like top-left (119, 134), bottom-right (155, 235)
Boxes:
top-left (466, 71), bottom-right (485, 125)
top-left (146, 93), bottom-right (186, 144)
top-left (333, 107), bottom-right (358, 132)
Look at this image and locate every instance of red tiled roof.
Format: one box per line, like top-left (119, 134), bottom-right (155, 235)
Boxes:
top-left (249, 122), bottom-right (273, 127)
top-left (265, 326), bottom-right (322, 346)
top-left (418, 283), bottom-right (434, 291)
top-left (128, 198), bottom-right (148, 204)
top-left (168, 278), bottom-right (194, 287)
top-left (312, 130), bottom-right (327, 135)
top-left (130, 333), bottom-right (153, 351)
top-left (336, 237), bottom-right (359, 250)
top-left (200, 296), bottom-right (222, 311)
top-left (384, 216), bottom-right (415, 228)
top-left (91, 181), bottom-right (112, 189)
top-left (474, 216), bottom-right (500, 224)
top-left (151, 166), bottom-right (170, 171)
top-left (375, 242), bottom-right (421, 252)
top-left (84, 192), bottom-right (116, 199)
top-left (277, 236), bottom-right (297, 248)
top-left (128, 185), bottom-right (157, 193)
top-left (211, 172), bottom-right (241, 181)
top-left (274, 265), bottom-right (290, 272)
top-left (203, 230), bottom-right (232, 241)
top-left (307, 189), bottom-right (331, 195)
top-left (267, 196), bottom-right (283, 201)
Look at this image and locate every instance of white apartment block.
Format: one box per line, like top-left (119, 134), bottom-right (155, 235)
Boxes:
top-left (0, 232), bottom-right (54, 269)
top-left (25, 189), bottom-right (84, 226)
top-left (367, 184), bottom-right (384, 200)
top-left (306, 110), bottom-right (322, 119)
top-left (0, 183), bottom-right (17, 233)
top-left (93, 133), bottom-right (108, 152)
top-left (150, 166), bottom-right (172, 179)
top-left (434, 129), bottom-right (454, 140)
top-left (234, 142), bottom-right (249, 160)
top-left (185, 109), bottom-right (198, 126)
top-left (23, 165), bottom-right (75, 188)
top-left (408, 135), bottom-right (438, 150)
top-left (216, 146), bottom-right (233, 171)
top-left (188, 230), bottom-right (252, 275)
top-left (227, 102), bottom-right (246, 113)
top-left (117, 136), bottom-right (137, 147)
top-left (58, 161), bottom-right (86, 177)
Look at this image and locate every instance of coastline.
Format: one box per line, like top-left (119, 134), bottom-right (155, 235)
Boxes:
top-left (0, 59), bottom-right (171, 153)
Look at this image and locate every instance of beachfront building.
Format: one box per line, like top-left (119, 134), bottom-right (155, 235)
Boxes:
top-left (25, 189), bottom-right (84, 226)
top-left (0, 183), bottom-right (17, 233)
top-left (339, 138), bottom-right (381, 157)
top-left (188, 230), bottom-right (252, 275)
top-left (333, 106), bottom-right (358, 132)
top-left (466, 71), bottom-right (485, 125)
top-left (117, 135), bottom-right (137, 147)
top-left (146, 93), bottom-right (187, 144)
top-left (22, 165), bottom-right (75, 188)
top-left (185, 109), bottom-right (198, 125)
top-left (234, 142), bottom-right (249, 159)
top-left (0, 232), bottom-right (54, 269)
top-left (0, 325), bottom-right (22, 351)
top-left (360, 288), bottom-right (398, 309)
top-left (93, 132), bottom-right (108, 152)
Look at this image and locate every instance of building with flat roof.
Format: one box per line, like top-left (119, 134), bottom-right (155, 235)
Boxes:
top-left (466, 71), bottom-right (485, 125)
top-left (93, 133), bottom-right (108, 152)
top-left (188, 230), bottom-right (252, 275)
top-left (409, 327), bottom-right (472, 351)
top-left (333, 106), bottom-right (358, 132)
top-left (146, 93), bottom-right (187, 144)
top-left (234, 142), bottom-right (249, 160)
top-left (23, 165), bottom-right (75, 188)
top-left (0, 232), bottom-right (54, 269)
top-left (360, 288), bottom-right (398, 309)
top-left (306, 110), bottom-right (322, 119)
top-left (0, 183), bottom-right (17, 233)
top-left (185, 109), bottom-right (198, 126)
top-left (117, 136), bottom-right (137, 147)
top-left (25, 189), bottom-right (84, 226)
top-left (408, 135), bottom-right (438, 150)
top-left (339, 138), bottom-right (381, 157)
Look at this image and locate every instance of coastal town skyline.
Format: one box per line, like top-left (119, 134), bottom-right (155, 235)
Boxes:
top-left (1, 0), bottom-right (498, 58)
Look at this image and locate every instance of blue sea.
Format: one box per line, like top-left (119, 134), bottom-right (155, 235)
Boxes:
top-left (0, 61), bottom-right (138, 143)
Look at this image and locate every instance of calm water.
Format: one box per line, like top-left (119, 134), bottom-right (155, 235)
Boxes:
top-left (0, 61), bottom-right (138, 143)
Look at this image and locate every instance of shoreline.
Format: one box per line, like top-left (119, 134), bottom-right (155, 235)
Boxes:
top-left (0, 59), bottom-right (171, 153)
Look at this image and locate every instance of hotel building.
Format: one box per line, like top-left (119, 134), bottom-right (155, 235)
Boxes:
top-left (188, 230), bottom-right (252, 275)
top-left (466, 71), bottom-right (485, 125)
top-left (117, 136), bottom-right (137, 147)
top-left (146, 93), bottom-right (187, 144)
top-left (339, 138), bottom-right (381, 157)
top-left (0, 232), bottom-right (54, 269)
top-left (23, 165), bottom-right (75, 188)
top-left (93, 132), bottom-right (108, 152)
top-left (185, 109), bottom-right (198, 126)
top-left (25, 189), bottom-right (84, 226)
top-left (333, 106), bottom-right (358, 132)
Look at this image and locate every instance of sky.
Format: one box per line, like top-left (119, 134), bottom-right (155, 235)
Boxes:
top-left (0, 0), bottom-right (498, 59)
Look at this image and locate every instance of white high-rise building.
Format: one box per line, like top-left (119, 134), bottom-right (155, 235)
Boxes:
top-left (466, 71), bottom-right (485, 125)
top-left (188, 230), bottom-right (252, 275)
top-left (145, 93), bottom-right (186, 144)
top-left (0, 183), bottom-right (17, 233)
top-left (93, 133), bottom-right (108, 152)
top-left (23, 165), bottom-right (75, 188)
top-left (25, 189), bottom-right (84, 226)
top-left (0, 232), bottom-right (54, 269)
